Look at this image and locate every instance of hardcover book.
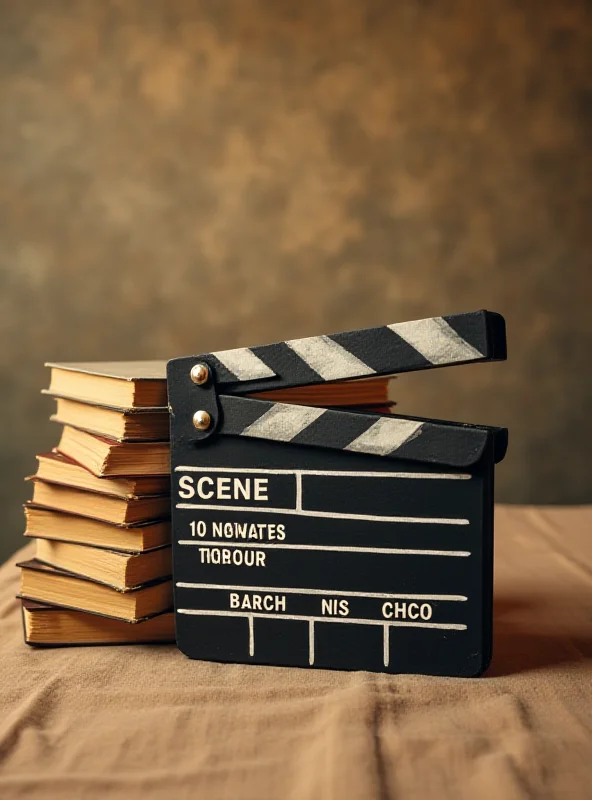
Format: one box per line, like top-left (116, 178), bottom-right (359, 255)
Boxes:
top-left (28, 479), bottom-right (169, 525)
top-left (44, 361), bottom-right (170, 409)
top-left (35, 539), bottom-right (171, 591)
top-left (22, 601), bottom-right (175, 646)
top-left (56, 426), bottom-right (171, 477)
top-left (31, 452), bottom-right (170, 498)
top-left (25, 506), bottom-right (171, 552)
top-left (50, 397), bottom-right (170, 442)
top-left (18, 559), bottom-right (173, 622)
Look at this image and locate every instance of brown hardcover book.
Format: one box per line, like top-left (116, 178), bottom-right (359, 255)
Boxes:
top-left (44, 361), bottom-right (169, 409)
top-left (29, 479), bottom-right (169, 525)
top-left (57, 426), bottom-right (170, 477)
top-left (44, 360), bottom-right (391, 411)
top-left (18, 559), bottom-right (173, 622)
top-left (21, 600), bottom-right (175, 646)
top-left (250, 378), bottom-right (391, 407)
top-left (50, 397), bottom-right (170, 442)
top-left (35, 539), bottom-right (171, 590)
top-left (25, 506), bottom-right (170, 552)
top-left (31, 452), bottom-right (170, 498)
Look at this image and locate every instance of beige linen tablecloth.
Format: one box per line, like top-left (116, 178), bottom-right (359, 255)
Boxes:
top-left (1, 505), bottom-right (591, 800)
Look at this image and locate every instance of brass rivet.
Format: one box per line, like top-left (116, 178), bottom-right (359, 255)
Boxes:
top-left (192, 410), bottom-right (211, 430)
top-left (190, 363), bottom-right (209, 385)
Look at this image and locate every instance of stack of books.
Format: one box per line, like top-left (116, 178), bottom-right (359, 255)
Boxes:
top-left (18, 360), bottom-right (392, 647)
top-left (19, 362), bottom-right (175, 647)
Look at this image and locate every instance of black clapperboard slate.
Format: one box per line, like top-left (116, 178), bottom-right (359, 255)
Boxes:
top-left (167, 310), bottom-right (507, 677)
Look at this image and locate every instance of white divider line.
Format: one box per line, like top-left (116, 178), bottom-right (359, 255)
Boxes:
top-left (383, 624), bottom-right (390, 667)
top-left (176, 504), bottom-right (469, 526)
top-left (176, 466), bottom-right (291, 475)
top-left (296, 473), bottom-right (303, 512)
top-left (178, 540), bottom-right (470, 557)
top-left (309, 620), bottom-right (315, 665)
top-left (175, 582), bottom-right (468, 602)
top-left (177, 608), bottom-right (467, 631)
top-left (248, 615), bottom-right (254, 656)
top-left (175, 465), bottom-right (471, 481)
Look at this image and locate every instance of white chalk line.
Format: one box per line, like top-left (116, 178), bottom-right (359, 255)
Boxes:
top-left (175, 582), bottom-right (468, 602)
top-left (248, 615), bottom-right (254, 656)
top-left (177, 608), bottom-right (467, 631)
top-left (175, 465), bottom-right (471, 480)
top-left (176, 503), bottom-right (469, 526)
top-left (178, 540), bottom-right (470, 557)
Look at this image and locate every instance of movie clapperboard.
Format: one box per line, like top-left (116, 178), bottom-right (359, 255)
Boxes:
top-left (167, 310), bottom-right (507, 677)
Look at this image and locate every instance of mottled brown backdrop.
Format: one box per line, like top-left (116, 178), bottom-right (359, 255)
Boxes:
top-left (1, 0), bottom-right (591, 561)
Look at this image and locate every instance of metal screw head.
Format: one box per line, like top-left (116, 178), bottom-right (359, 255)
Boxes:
top-left (190, 363), bottom-right (209, 385)
top-left (192, 410), bottom-right (211, 430)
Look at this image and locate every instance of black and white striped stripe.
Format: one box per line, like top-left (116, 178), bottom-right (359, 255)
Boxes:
top-left (209, 347), bottom-right (276, 382)
top-left (207, 310), bottom-right (505, 392)
top-left (219, 396), bottom-right (489, 468)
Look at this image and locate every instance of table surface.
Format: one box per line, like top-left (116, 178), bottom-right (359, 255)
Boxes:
top-left (1, 505), bottom-right (591, 800)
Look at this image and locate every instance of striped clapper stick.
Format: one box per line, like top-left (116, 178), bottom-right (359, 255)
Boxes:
top-left (167, 310), bottom-right (507, 677)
